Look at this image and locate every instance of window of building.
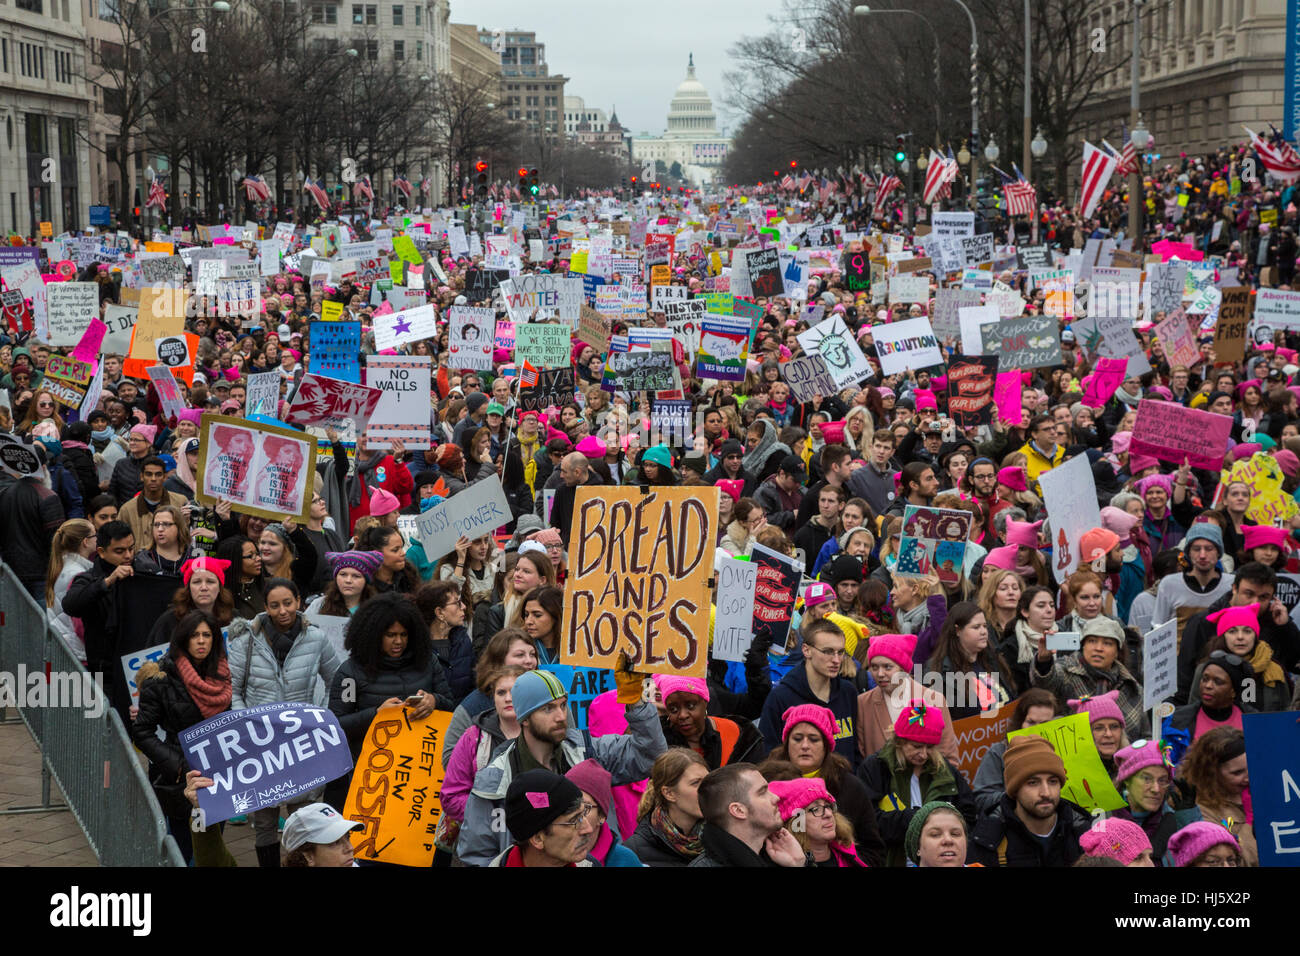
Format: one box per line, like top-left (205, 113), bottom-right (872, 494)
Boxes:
top-left (366, 38), bottom-right (378, 59)
top-left (313, 4), bottom-right (338, 23)
top-left (17, 0), bottom-right (42, 13)
top-left (352, 4), bottom-right (363, 23)
top-left (415, 40), bottom-right (422, 60)
top-left (1, 39), bottom-right (7, 74)
top-left (366, 4), bottom-right (376, 24)
top-left (414, 4), bottom-right (420, 25)
top-left (62, 0), bottom-right (69, 19)
top-left (392, 4), bottom-right (402, 26)
top-left (393, 40), bottom-right (404, 60)
top-left (27, 113), bottom-right (47, 157)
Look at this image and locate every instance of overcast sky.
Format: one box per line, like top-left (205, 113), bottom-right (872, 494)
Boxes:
top-left (450, 0), bottom-right (790, 136)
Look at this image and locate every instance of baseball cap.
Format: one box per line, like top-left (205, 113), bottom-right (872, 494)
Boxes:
top-left (778, 454), bottom-right (806, 478)
top-left (281, 803), bottom-right (362, 851)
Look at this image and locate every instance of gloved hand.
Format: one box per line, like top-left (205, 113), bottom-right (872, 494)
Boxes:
top-left (614, 652), bottom-right (647, 706)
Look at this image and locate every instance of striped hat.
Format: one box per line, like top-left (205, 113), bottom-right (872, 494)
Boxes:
top-left (511, 669), bottom-right (569, 721)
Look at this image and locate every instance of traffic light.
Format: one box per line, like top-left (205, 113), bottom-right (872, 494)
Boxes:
top-left (517, 166), bottom-right (528, 192)
top-left (475, 159), bottom-right (489, 198)
top-left (529, 167), bottom-right (539, 196)
top-left (894, 135), bottom-right (906, 163)
top-left (630, 175), bottom-right (637, 186)
top-left (790, 160), bottom-right (797, 168)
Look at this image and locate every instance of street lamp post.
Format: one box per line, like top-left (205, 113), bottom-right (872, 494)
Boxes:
top-left (1023, 0), bottom-right (1032, 181)
top-left (945, 0), bottom-right (980, 212)
top-left (1128, 0), bottom-right (1145, 246)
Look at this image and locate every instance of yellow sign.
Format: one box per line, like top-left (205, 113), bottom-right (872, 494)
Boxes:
top-left (570, 250), bottom-right (589, 273)
top-left (1007, 713), bottom-right (1126, 812)
top-left (1220, 453), bottom-right (1299, 525)
top-left (127, 290), bottom-right (186, 360)
top-left (39, 221), bottom-right (53, 239)
top-left (320, 300), bottom-right (344, 322)
top-left (392, 235), bottom-right (423, 266)
top-left (650, 264), bottom-right (670, 287)
top-left (344, 707), bottom-right (451, 868)
top-left (1261, 208), bottom-right (1278, 225)
top-left (145, 241), bottom-right (174, 254)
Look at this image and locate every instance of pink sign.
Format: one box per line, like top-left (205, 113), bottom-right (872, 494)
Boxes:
top-left (1082, 357), bottom-right (1128, 409)
top-left (994, 371), bottom-right (1023, 426)
top-left (71, 318), bottom-right (107, 365)
top-left (1153, 307), bottom-right (1200, 368)
top-left (1151, 239), bottom-right (1204, 263)
top-left (1129, 399), bottom-right (1233, 471)
top-left (285, 372), bottom-right (383, 433)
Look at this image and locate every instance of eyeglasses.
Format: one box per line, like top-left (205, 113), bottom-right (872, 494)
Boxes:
top-left (550, 803), bottom-right (598, 830)
top-left (807, 645), bottom-right (847, 659)
top-left (1131, 772), bottom-right (1170, 789)
top-left (1208, 650), bottom-right (1244, 666)
top-left (803, 801), bottom-right (835, 818)
top-left (152, 521), bottom-right (176, 529)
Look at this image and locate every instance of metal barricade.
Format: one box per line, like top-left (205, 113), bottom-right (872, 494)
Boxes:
top-left (0, 563), bottom-right (185, 866)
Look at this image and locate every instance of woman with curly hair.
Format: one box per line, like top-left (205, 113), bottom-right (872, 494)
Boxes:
top-left (1176, 727), bottom-right (1257, 866)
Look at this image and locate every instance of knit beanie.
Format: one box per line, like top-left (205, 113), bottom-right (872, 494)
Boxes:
top-left (1242, 525), bottom-right (1289, 552)
top-left (904, 801), bottom-right (966, 864)
top-left (326, 550), bottom-right (384, 580)
top-left (1166, 821), bottom-right (1240, 868)
top-left (1183, 522), bottom-right (1224, 556)
top-left (866, 633), bottom-right (917, 673)
top-left (1003, 735), bottom-right (1067, 796)
top-left (1206, 602), bottom-right (1260, 637)
top-left (1067, 689), bottom-right (1124, 726)
top-left (781, 704), bottom-right (838, 746)
top-left (657, 675), bottom-right (709, 703)
top-left (369, 486), bottom-right (400, 517)
top-left (982, 544), bottom-right (1020, 571)
top-left (802, 582), bottom-right (836, 610)
top-left (1113, 739), bottom-right (1173, 785)
top-left (435, 443), bottom-right (464, 473)
top-left (565, 759), bottom-right (615, 822)
top-left (465, 391), bottom-right (489, 413)
top-left (505, 769), bottom-right (583, 843)
top-left (1099, 506), bottom-right (1140, 545)
top-left (511, 669), bottom-right (568, 721)
top-left (716, 478), bottom-right (743, 502)
top-left (1079, 817), bottom-right (1152, 865)
top-left (996, 466), bottom-right (1028, 492)
top-left (894, 699), bottom-right (944, 745)
top-left (768, 777), bottom-right (835, 823)
top-left (1080, 527), bottom-right (1120, 564)
top-left (1004, 519), bottom-right (1043, 548)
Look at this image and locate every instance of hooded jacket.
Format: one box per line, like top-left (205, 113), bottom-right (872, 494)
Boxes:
top-left (758, 660), bottom-right (858, 766)
top-left (457, 700), bottom-right (666, 867)
top-left (0, 474), bottom-right (65, 587)
top-left (753, 474), bottom-right (803, 531)
top-left (226, 611), bottom-right (341, 710)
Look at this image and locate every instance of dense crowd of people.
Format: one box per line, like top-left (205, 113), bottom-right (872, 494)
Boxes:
top-left (1, 134), bottom-right (1298, 870)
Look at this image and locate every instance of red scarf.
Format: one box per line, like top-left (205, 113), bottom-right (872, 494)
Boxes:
top-left (174, 655), bottom-right (232, 719)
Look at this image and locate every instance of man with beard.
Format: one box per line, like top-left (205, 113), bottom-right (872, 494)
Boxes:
top-left (690, 764), bottom-right (809, 867)
top-left (702, 438), bottom-right (757, 497)
top-left (968, 736), bottom-right (1090, 866)
top-left (489, 769), bottom-right (598, 867)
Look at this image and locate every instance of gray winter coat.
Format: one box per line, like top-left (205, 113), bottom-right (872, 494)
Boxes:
top-left (458, 700), bottom-right (666, 867)
top-left (227, 611), bottom-right (341, 710)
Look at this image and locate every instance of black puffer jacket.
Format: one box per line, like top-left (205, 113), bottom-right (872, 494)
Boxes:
top-left (625, 818), bottom-right (700, 867)
top-left (327, 650), bottom-right (455, 757)
top-left (132, 656), bottom-right (225, 815)
top-left (61, 442), bottom-right (101, 505)
top-left (967, 791), bottom-right (1093, 867)
top-left (661, 714), bottom-right (766, 771)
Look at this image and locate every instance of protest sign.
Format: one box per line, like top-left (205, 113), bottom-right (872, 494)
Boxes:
top-left (577, 305), bottom-right (612, 354)
top-left (1018, 245), bottom-right (1051, 270)
top-left (872, 317), bottom-right (942, 376)
top-left (1218, 452), bottom-right (1300, 525)
top-left (0, 432), bottom-right (41, 478)
top-left (797, 314), bottom-right (871, 388)
top-left (931, 211), bottom-right (975, 237)
top-left (932, 288), bottom-right (981, 341)
top-left (365, 354), bottom-right (431, 449)
top-left (949, 699), bottom-right (1018, 786)
top-left (781, 353), bottom-right (838, 403)
top-left (286, 373), bottom-right (382, 434)
top-left (945, 356), bottom-right (998, 426)
top-left (500, 274), bottom-right (583, 324)
top-left (146, 365), bottom-right (186, 421)
top-left (744, 247), bottom-right (782, 298)
top-left (518, 366), bottom-right (576, 412)
top-left (1038, 453), bottom-right (1101, 583)
top-left (650, 399), bottom-right (693, 446)
top-left (1241, 711), bottom-right (1300, 866)
top-left (696, 313), bottom-right (750, 380)
top-left (1007, 713), bottom-right (1127, 812)
top-left (888, 274), bottom-right (929, 305)
top-left (45, 282), bottom-right (98, 346)
top-left (120, 642), bottom-right (170, 707)
top-left (1035, 269), bottom-right (1074, 317)
top-left (1, 289), bottom-right (32, 335)
top-left (844, 251), bottom-right (870, 291)
top-left (960, 233), bottom-right (995, 267)
top-left (1142, 619), bottom-right (1177, 712)
top-left (128, 300), bottom-right (185, 361)
top-left (514, 322), bottom-right (572, 369)
top-left (563, 486), bottom-right (718, 678)
top-left (195, 414), bottom-right (317, 521)
top-left (544, 665), bottom-right (617, 732)
top-left (897, 505), bottom-right (971, 585)
top-left (1081, 356), bottom-right (1128, 409)
top-left (414, 474), bottom-right (512, 560)
top-left (182, 703), bottom-right (351, 826)
top-left (1152, 307), bottom-right (1200, 368)
top-left (981, 314), bottom-right (1061, 371)
top-left (749, 543), bottom-right (800, 655)
top-left (1129, 399), bottom-right (1232, 471)
top-left (713, 556), bottom-right (758, 663)
top-left (1071, 311), bottom-right (1150, 376)
top-left (373, 304), bottom-right (436, 351)
top-left (245, 370), bottom-right (281, 420)
top-left (1213, 287), bottom-right (1252, 364)
top-left (343, 707), bottom-right (450, 868)
top-left (607, 348), bottom-right (679, 394)
top-left (310, 320), bottom-right (362, 384)
top-left (45, 353), bottom-right (94, 385)
top-left (958, 304), bottom-right (1000, 355)
top-left (1254, 287), bottom-right (1300, 329)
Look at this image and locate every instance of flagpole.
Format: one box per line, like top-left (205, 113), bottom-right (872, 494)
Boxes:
top-left (1128, 0), bottom-right (1142, 247)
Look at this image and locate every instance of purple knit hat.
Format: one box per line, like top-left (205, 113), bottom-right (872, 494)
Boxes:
top-left (1079, 817), bottom-right (1152, 865)
top-left (325, 550), bottom-right (384, 580)
top-left (1166, 822), bottom-right (1241, 867)
top-left (1067, 689), bottom-right (1124, 726)
top-left (781, 704), bottom-right (838, 747)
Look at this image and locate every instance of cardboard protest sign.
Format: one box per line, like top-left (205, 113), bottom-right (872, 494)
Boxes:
top-left (797, 314), bottom-right (871, 388)
top-left (518, 366), bottom-right (576, 413)
top-left (607, 348), bottom-right (679, 394)
top-left (696, 313), bottom-right (750, 380)
top-left (182, 703), bottom-right (351, 826)
top-left (1142, 619), bottom-right (1177, 711)
top-left (373, 303), bottom-right (436, 352)
top-left (413, 474), bottom-right (512, 560)
top-left (310, 320), bottom-right (362, 384)
top-left (749, 543), bottom-right (800, 655)
top-left (932, 288), bottom-right (981, 341)
top-left (946, 356), bottom-right (998, 426)
top-left (1213, 287), bottom-right (1252, 364)
top-left (448, 306), bottom-right (495, 371)
top-left (343, 707), bottom-right (450, 868)
top-left (888, 274), bottom-right (929, 305)
top-left (1038, 453), bottom-right (1101, 583)
top-left (1218, 452), bottom-right (1300, 525)
top-left (1007, 713), bottom-right (1127, 812)
top-left (244, 370), bottom-right (281, 420)
top-left (45, 282), bottom-right (98, 346)
top-left (981, 314), bottom-right (1061, 371)
top-left (577, 305), bottom-right (612, 354)
top-left (872, 317), bottom-right (942, 377)
top-left (286, 373), bottom-right (382, 433)
top-left (1242, 711), bottom-right (1300, 865)
top-left (365, 354), bottom-right (431, 449)
top-left (781, 353), bottom-right (838, 403)
top-left (1129, 399), bottom-right (1232, 471)
top-left (949, 699), bottom-right (1019, 786)
top-left (958, 304), bottom-right (1000, 355)
top-left (501, 274), bottom-right (583, 324)
top-left (713, 556), bottom-right (758, 663)
top-left (562, 486), bottom-right (718, 678)
top-left (931, 211), bottom-right (975, 237)
top-left (514, 322), bottom-right (572, 369)
top-left (897, 505), bottom-right (971, 585)
top-left (195, 414), bottom-right (318, 521)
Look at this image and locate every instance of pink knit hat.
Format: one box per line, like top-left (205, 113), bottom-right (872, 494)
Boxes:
top-left (1067, 689), bottom-right (1124, 726)
top-left (1004, 518), bottom-right (1043, 548)
top-left (1099, 505), bottom-right (1140, 545)
top-left (1232, 442), bottom-right (1262, 461)
top-left (369, 486), bottom-right (400, 517)
top-left (983, 544), bottom-right (1020, 571)
top-left (1243, 525), bottom-right (1289, 552)
top-left (1113, 738), bottom-right (1173, 785)
top-left (913, 389), bottom-right (938, 411)
top-left (802, 581), bottom-right (836, 609)
top-left (715, 478), bottom-right (743, 502)
top-left (130, 423), bottom-right (158, 444)
top-left (657, 675), bottom-right (709, 703)
top-left (1079, 817), bottom-right (1152, 865)
top-left (768, 777), bottom-right (835, 823)
top-left (781, 703), bottom-right (838, 746)
top-left (576, 435), bottom-right (607, 458)
top-left (866, 633), bottom-right (917, 673)
top-left (894, 699), bottom-right (944, 745)
top-left (1128, 455), bottom-right (1161, 476)
top-left (819, 420), bottom-right (846, 444)
top-left (1206, 602), bottom-right (1260, 637)
top-left (1167, 822), bottom-right (1240, 867)
top-left (1110, 432), bottom-right (1133, 455)
top-left (996, 466), bottom-right (1027, 493)
top-left (1274, 449), bottom-right (1300, 478)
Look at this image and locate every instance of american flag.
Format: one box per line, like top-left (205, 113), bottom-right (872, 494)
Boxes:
top-left (419, 176), bottom-right (431, 196)
top-left (547, 184), bottom-right (559, 198)
top-left (241, 174), bottom-right (272, 202)
top-left (1244, 125), bottom-right (1300, 184)
top-left (304, 177), bottom-right (331, 212)
top-left (872, 174), bottom-right (901, 220)
top-left (999, 163), bottom-right (1037, 217)
top-left (779, 174), bottom-right (795, 190)
top-left (146, 176), bottom-right (167, 210)
top-left (1113, 124), bottom-right (1139, 178)
top-left (393, 175), bottom-right (413, 201)
top-left (354, 174), bottom-right (374, 202)
top-left (797, 172), bottom-right (812, 191)
top-left (1078, 140), bottom-right (1119, 220)
top-left (922, 149), bottom-right (959, 204)
top-left (520, 360), bottom-right (539, 388)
